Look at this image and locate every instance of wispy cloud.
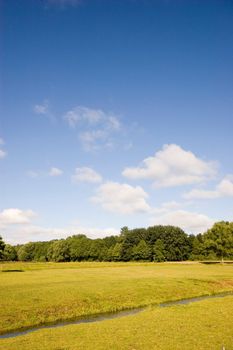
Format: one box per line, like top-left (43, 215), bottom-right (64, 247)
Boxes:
top-left (151, 201), bottom-right (183, 214)
top-left (72, 167), bottom-right (102, 183)
top-left (34, 100), bottom-right (49, 115)
top-left (79, 130), bottom-right (114, 151)
top-left (33, 100), bottom-right (55, 122)
top-left (49, 167), bottom-right (63, 177)
top-left (0, 149), bottom-right (7, 159)
top-left (64, 106), bottom-right (122, 151)
top-left (27, 167), bottom-right (63, 178)
top-left (123, 144), bottom-right (217, 188)
top-left (184, 175), bottom-right (233, 200)
top-left (0, 138), bottom-right (7, 159)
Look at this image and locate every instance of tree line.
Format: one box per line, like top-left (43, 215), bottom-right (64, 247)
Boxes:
top-left (0, 221), bottom-right (233, 262)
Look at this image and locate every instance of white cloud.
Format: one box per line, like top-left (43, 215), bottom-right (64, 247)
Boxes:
top-left (49, 167), bottom-right (63, 177)
top-left (64, 106), bottom-right (120, 130)
top-left (27, 168), bottom-right (63, 178)
top-left (0, 138), bottom-right (7, 159)
top-left (152, 201), bottom-right (182, 214)
top-left (5, 225), bottom-right (68, 244)
top-left (69, 225), bottom-right (119, 240)
top-left (64, 106), bottom-right (121, 151)
top-left (72, 167), bottom-right (102, 183)
top-left (64, 107), bottom-right (104, 127)
top-left (79, 130), bottom-right (108, 151)
top-left (33, 100), bottom-right (55, 122)
top-left (0, 208), bottom-right (36, 228)
top-left (3, 223), bottom-right (119, 245)
top-left (184, 176), bottom-right (233, 200)
top-left (151, 209), bottom-right (215, 234)
top-left (123, 144), bottom-right (217, 188)
top-left (217, 177), bottom-right (233, 196)
top-left (0, 149), bottom-right (7, 159)
top-left (34, 100), bottom-right (49, 115)
top-left (0, 207), bottom-right (119, 244)
top-left (184, 189), bottom-right (218, 200)
top-left (91, 181), bottom-right (150, 214)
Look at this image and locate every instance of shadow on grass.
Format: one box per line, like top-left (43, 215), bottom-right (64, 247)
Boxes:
top-left (200, 261), bottom-right (233, 265)
top-left (2, 269), bottom-right (24, 272)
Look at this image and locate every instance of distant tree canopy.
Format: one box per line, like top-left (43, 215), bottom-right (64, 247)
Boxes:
top-left (1, 221), bottom-right (233, 262)
top-left (0, 236), bottom-right (5, 260)
top-left (3, 244), bottom-right (17, 261)
top-left (190, 221), bottom-right (233, 260)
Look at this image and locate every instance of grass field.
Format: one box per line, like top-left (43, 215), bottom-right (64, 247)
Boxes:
top-left (0, 261), bottom-right (233, 349)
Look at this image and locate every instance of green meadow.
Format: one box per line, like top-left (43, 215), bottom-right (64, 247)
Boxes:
top-left (1, 261), bottom-right (233, 349)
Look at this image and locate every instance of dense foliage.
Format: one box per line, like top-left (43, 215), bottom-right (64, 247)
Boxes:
top-left (190, 221), bottom-right (233, 260)
top-left (1, 222), bottom-right (233, 262)
top-left (0, 235), bottom-right (6, 260)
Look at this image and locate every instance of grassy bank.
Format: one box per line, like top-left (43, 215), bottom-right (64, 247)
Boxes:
top-left (0, 261), bottom-right (233, 335)
top-left (1, 295), bottom-right (233, 350)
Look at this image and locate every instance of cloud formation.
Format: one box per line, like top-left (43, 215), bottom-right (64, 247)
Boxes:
top-left (0, 149), bottom-right (6, 159)
top-left (34, 100), bottom-right (49, 114)
top-left (3, 222), bottom-right (119, 245)
top-left (151, 208), bottom-right (215, 234)
top-left (33, 100), bottom-right (55, 122)
top-left (152, 201), bottom-right (183, 214)
top-left (49, 167), bottom-right (63, 177)
top-left (72, 167), bottom-right (102, 183)
top-left (0, 138), bottom-right (7, 159)
top-left (0, 208), bottom-right (36, 228)
top-left (91, 181), bottom-right (150, 214)
top-left (123, 144), bottom-right (217, 188)
top-left (64, 106), bottom-right (121, 151)
top-left (27, 167), bottom-right (63, 178)
top-left (0, 207), bottom-right (119, 244)
top-left (184, 176), bottom-right (233, 199)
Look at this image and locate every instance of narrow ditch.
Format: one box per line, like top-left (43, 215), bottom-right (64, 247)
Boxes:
top-left (1, 291), bottom-right (232, 340)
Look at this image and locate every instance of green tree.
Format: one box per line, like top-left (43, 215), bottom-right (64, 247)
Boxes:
top-left (200, 222), bottom-right (233, 260)
top-left (158, 226), bottom-right (191, 261)
top-left (47, 240), bottom-right (70, 262)
top-left (153, 239), bottom-right (165, 262)
top-left (0, 236), bottom-right (5, 260)
top-left (102, 235), bottom-right (118, 248)
top-left (120, 228), bottom-right (147, 261)
top-left (120, 226), bottom-right (129, 238)
top-left (3, 244), bottom-right (17, 261)
top-left (111, 243), bottom-right (122, 261)
top-left (132, 240), bottom-right (151, 261)
top-left (89, 239), bottom-right (108, 261)
top-left (189, 234), bottom-right (205, 260)
top-left (67, 235), bottom-right (91, 261)
top-left (18, 242), bottom-right (36, 261)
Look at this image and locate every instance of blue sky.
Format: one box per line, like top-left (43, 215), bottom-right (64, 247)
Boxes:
top-left (1, 0), bottom-right (233, 244)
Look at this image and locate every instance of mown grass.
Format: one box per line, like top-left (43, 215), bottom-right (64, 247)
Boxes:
top-left (1, 295), bottom-right (233, 350)
top-left (0, 261), bottom-right (233, 337)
